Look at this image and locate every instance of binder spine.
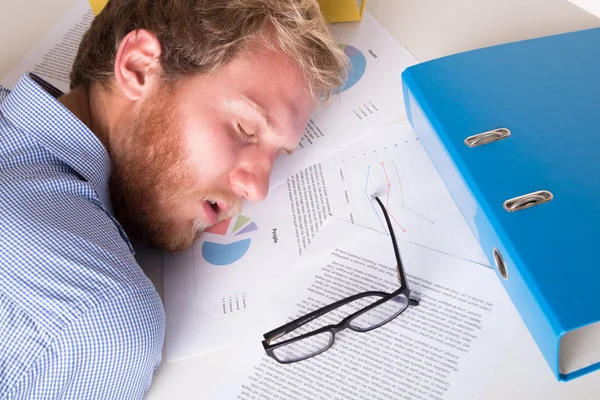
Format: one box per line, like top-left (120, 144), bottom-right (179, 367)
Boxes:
top-left (401, 72), bottom-right (563, 380)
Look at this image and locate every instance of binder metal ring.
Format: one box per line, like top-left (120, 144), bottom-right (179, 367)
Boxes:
top-left (464, 128), bottom-right (510, 147)
top-left (503, 190), bottom-right (553, 212)
top-left (493, 248), bottom-right (508, 280)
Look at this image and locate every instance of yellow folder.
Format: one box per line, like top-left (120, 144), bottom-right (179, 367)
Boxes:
top-left (317, 0), bottom-right (366, 22)
top-left (88, 0), bottom-right (107, 15)
top-left (89, 0), bottom-right (365, 22)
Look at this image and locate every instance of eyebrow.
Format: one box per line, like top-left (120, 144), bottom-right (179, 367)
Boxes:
top-left (241, 96), bottom-right (278, 134)
top-left (241, 97), bottom-right (295, 155)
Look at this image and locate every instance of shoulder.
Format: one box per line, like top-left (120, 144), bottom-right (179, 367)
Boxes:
top-left (0, 112), bottom-right (146, 327)
top-left (0, 138), bottom-right (157, 343)
top-left (0, 165), bottom-right (149, 314)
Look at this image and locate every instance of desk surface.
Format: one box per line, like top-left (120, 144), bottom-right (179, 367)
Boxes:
top-left (2, 0), bottom-right (600, 399)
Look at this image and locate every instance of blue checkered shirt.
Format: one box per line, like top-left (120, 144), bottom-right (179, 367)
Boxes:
top-left (0, 74), bottom-right (165, 399)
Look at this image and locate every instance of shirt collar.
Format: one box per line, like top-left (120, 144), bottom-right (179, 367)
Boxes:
top-left (1, 73), bottom-right (113, 211)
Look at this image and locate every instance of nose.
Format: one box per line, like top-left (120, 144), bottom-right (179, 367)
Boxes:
top-left (229, 157), bottom-right (273, 203)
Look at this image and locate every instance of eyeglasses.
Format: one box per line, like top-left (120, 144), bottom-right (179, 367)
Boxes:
top-left (262, 196), bottom-right (419, 364)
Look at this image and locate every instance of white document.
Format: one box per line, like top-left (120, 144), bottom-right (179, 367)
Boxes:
top-left (320, 122), bottom-right (488, 266)
top-left (163, 185), bottom-right (296, 360)
top-left (163, 121), bottom-right (489, 360)
top-left (269, 12), bottom-right (419, 187)
top-left (1, 0), bottom-right (93, 92)
top-left (209, 217), bottom-right (517, 400)
top-left (567, 0), bottom-right (600, 18)
top-left (280, 120), bottom-right (487, 264)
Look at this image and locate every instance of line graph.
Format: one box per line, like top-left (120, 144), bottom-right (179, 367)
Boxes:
top-left (324, 131), bottom-right (486, 264)
top-left (382, 160), bottom-right (433, 226)
top-left (380, 161), bottom-right (408, 232)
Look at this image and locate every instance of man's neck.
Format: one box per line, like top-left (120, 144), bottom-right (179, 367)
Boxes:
top-left (59, 87), bottom-right (91, 128)
top-left (59, 85), bottom-right (111, 152)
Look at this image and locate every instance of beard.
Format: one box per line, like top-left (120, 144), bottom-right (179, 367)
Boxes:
top-left (109, 88), bottom-right (240, 252)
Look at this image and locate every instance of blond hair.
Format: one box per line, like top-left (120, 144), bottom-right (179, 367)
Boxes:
top-left (70, 0), bottom-right (348, 103)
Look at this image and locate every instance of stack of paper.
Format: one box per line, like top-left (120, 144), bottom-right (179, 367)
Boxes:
top-left (208, 218), bottom-right (516, 399)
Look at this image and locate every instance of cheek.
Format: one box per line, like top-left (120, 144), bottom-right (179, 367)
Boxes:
top-left (181, 123), bottom-right (239, 182)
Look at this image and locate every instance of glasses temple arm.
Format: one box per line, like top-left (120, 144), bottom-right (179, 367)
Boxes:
top-left (373, 196), bottom-right (409, 292)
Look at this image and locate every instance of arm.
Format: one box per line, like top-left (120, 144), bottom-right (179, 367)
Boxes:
top-left (8, 289), bottom-right (165, 400)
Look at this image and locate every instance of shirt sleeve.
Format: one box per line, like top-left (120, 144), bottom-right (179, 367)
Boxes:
top-left (7, 289), bottom-right (165, 400)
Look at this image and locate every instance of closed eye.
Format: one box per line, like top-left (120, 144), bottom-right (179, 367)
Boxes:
top-left (277, 147), bottom-right (294, 157)
top-left (237, 123), bottom-right (257, 143)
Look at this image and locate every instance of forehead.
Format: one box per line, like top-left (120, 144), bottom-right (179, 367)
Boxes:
top-left (222, 39), bottom-right (313, 109)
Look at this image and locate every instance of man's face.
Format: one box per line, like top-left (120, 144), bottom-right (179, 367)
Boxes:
top-left (110, 42), bottom-right (315, 252)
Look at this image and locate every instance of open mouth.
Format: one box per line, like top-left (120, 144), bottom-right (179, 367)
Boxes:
top-left (209, 199), bottom-right (232, 214)
top-left (208, 199), bottom-right (219, 213)
top-left (202, 199), bottom-right (233, 226)
top-left (201, 200), bottom-right (219, 225)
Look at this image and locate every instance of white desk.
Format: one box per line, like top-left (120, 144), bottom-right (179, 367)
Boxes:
top-left (2, 1), bottom-right (600, 398)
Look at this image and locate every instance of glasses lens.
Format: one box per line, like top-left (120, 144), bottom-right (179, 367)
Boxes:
top-left (349, 294), bottom-right (409, 332)
top-left (272, 331), bottom-right (334, 363)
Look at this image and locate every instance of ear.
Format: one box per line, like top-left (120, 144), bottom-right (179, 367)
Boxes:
top-left (113, 29), bottom-right (162, 101)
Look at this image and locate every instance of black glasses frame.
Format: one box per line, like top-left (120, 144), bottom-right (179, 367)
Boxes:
top-left (262, 197), bottom-right (419, 364)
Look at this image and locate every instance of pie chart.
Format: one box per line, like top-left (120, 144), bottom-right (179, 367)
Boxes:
top-left (339, 44), bottom-right (367, 92)
top-left (201, 215), bottom-right (257, 266)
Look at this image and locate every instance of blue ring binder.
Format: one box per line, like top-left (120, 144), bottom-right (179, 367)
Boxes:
top-left (402, 27), bottom-right (600, 381)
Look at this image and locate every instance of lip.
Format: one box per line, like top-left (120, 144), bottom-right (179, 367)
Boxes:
top-left (201, 201), bottom-right (218, 225)
top-left (216, 201), bottom-right (231, 213)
